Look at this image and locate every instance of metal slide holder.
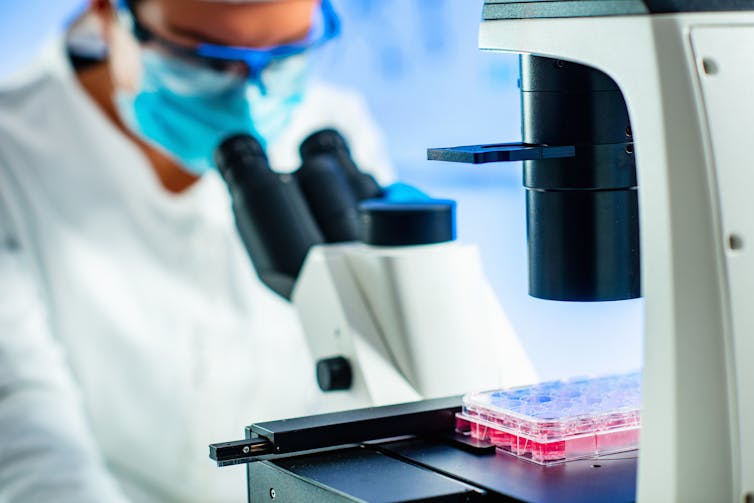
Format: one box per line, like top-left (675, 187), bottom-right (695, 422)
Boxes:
top-left (427, 142), bottom-right (576, 164)
top-left (209, 396), bottom-right (462, 467)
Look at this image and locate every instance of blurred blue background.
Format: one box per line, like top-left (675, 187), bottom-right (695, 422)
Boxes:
top-left (0, 0), bottom-right (643, 381)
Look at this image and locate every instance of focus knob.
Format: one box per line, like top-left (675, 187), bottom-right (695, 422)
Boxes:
top-left (316, 356), bottom-right (353, 392)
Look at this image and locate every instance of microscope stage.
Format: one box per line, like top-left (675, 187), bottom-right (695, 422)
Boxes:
top-left (250, 437), bottom-right (637, 502)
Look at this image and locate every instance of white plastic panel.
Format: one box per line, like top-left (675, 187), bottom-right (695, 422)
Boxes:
top-left (345, 242), bottom-right (537, 397)
top-left (479, 13), bottom-right (751, 501)
top-left (691, 25), bottom-right (754, 500)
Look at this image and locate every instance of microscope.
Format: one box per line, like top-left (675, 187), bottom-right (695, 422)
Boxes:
top-left (216, 128), bottom-right (536, 408)
top-left (211, 1), bottom-right (754, 501)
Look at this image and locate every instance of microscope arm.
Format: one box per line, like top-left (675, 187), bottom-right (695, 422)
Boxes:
top-left (291, 241), bottom-right (537, 406)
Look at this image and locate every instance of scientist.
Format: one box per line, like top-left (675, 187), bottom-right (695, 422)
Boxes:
top-left (0, 0), bottom-right (393, 501)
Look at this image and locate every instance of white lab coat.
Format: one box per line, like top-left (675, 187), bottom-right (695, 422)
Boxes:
top-left (0, 40), bottom-right (394, 502)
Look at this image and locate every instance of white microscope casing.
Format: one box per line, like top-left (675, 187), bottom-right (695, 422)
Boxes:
top-left (292, 241), bottom-right (537, 410)
top-left (477, 8), bottom-right (754, 502)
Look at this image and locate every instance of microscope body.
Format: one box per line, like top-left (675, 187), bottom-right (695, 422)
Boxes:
top-left (215, 128), bottom-right (537, 419)
top-left (292, 240), bottom-right (537, 407)
top-left (478, 5), bottom-right (754, 501)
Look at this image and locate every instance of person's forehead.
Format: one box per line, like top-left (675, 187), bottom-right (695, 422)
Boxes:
top-left (139, 0), bottom-right (318, 47)
top-left (147, 0), bottom-right (313, 17)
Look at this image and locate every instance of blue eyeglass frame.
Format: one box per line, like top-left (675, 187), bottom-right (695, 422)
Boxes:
top-left (125, 0), bottom-right (341, 79)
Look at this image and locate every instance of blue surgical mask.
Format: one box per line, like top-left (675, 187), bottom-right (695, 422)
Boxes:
top-left (115, 49), bottom-right (308, 175)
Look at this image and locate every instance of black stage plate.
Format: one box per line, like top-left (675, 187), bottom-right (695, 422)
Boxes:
top-left (256, 438), bottom-right (637, 502)
top-left (266, 446), bottom-right (485, 502)
top-left (381, 438), bottom-right (637, 503)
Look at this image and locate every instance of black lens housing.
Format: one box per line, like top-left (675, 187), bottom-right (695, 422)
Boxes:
top-left (521, 55), bottom-right (641, 301)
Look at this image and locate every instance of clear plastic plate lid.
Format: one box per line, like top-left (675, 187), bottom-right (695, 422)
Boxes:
top-left (461, 371), bottom-right (642, 443)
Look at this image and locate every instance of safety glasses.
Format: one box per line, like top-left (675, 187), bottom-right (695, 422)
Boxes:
top-left (124, 0), bottom-right (340, 80)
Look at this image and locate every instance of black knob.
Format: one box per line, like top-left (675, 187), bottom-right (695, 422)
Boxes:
top-left (316, 356), bottom-right (353, 392)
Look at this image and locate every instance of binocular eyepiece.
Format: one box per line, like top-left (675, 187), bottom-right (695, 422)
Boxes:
top-left (215, 129), bottom-right (395, 299)
top-left (217, 129), bottom-right (457, 300)
top-left (216, 133), bottom-right (324, 300)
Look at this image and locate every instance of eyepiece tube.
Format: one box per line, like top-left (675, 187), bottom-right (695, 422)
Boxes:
top-left (295, 155), bottom-right (361, 243)
top-left (299, 129), bottom-right (384, 201)
top-left (216, 134), bottom-right (324, 300)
